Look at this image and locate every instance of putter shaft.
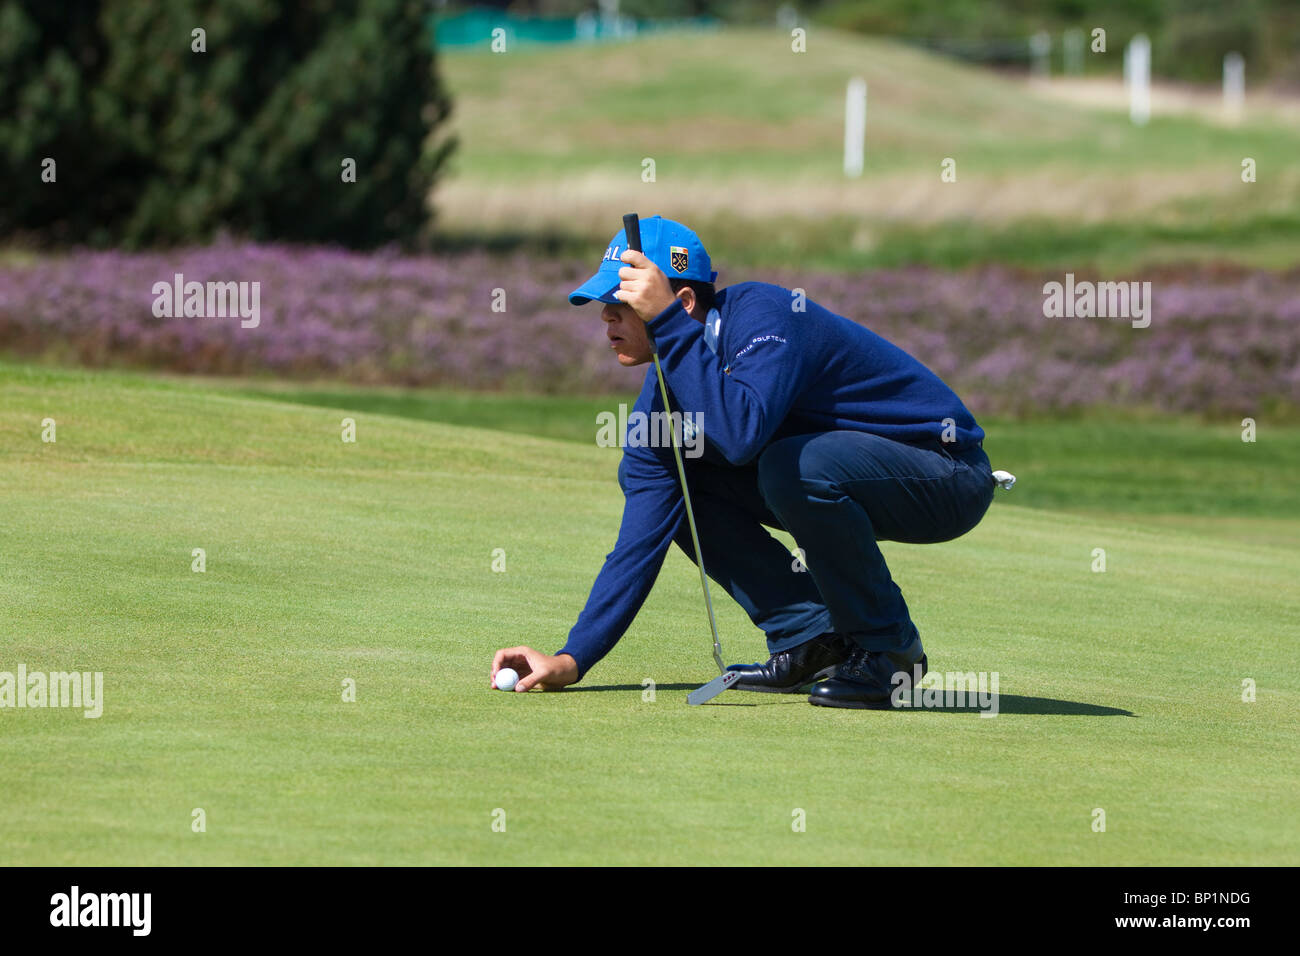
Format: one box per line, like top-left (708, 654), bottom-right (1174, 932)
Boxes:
top-left (622, 210), bottom-right (726, 681)
top-left (651, 349), bottom-right (725, 676)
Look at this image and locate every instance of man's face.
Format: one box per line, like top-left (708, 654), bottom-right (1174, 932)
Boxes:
top-left (601, 300), bottom-right (653, 367)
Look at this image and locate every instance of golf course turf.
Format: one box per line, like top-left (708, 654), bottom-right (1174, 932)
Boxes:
top-left (2, 361), bottom-right (1297, 865)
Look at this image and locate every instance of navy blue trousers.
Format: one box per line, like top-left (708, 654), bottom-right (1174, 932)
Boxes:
top-left (675, 431), bottom-right (995, 656)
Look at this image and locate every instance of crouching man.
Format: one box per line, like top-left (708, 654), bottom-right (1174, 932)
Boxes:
top-left (491, 216), bottom-right (1001, 708)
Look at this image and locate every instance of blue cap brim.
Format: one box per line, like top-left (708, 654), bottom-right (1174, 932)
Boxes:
top-left (568, 270), bottom-right (620, 306)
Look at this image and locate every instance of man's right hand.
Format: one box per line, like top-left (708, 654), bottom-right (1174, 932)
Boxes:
top-left (490, 647), bottom-right (579, 692)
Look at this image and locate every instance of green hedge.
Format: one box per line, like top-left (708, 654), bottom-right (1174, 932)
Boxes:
top-left (0, 0), bottom-right (454, 248)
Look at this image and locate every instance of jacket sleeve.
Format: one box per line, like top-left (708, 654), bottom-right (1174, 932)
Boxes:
top-left (647, 287), bottom-right (812, 466)
top-left (554, 423), bottom-right (684, 680)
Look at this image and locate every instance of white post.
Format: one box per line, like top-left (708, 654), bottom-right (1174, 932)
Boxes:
top-left (598, 0), bottom-right (619, 37)
top-left (1030, 31), bottom-right (1051, 82)
top-left (1224, 51), bottom-right (1245, 121)
top-left (1063, 28), bottom-right (1084, 76)
top-left (1126, 34), bottom-right (1150, 126)
top-left (844, 77), bottom-right (867, 178)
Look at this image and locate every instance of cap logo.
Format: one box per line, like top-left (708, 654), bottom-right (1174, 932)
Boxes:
top-left (670, 246), bottom-right (689, 273)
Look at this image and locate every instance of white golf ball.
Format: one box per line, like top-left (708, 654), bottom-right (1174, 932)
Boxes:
top-left (495, 667), bottom-right (519, 692)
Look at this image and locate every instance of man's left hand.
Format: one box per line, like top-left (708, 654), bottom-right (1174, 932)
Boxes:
top-left (615, 250), bottom-right (677, 323)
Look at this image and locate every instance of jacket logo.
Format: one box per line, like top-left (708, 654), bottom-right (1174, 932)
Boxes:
top-left (670, 246), bottom-right (689, 273)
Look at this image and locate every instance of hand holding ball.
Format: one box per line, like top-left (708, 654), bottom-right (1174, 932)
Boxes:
top-left (488, 648), bottom-right (578, 692)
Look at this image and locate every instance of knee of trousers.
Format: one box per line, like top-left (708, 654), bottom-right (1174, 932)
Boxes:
top-left (756, 438), bottom-right (817, 512)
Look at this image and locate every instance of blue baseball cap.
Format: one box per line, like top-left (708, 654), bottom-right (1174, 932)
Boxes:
top-left (568, 215), bottom-right (717, 306)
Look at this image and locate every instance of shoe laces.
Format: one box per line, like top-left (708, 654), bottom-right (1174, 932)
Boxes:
top-left (840, 646), bottom-right (874, 680)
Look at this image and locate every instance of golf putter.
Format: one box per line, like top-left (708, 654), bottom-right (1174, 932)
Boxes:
top-left (621, 213), bottom-right (739, 706)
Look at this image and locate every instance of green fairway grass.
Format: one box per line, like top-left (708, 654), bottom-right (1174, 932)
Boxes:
top-left (3, 362), bottom-right (1298, 864)
top-left (434, 28), bottom-right (1300, 272)
top-left (224, 377), bottom-right (1300, 531)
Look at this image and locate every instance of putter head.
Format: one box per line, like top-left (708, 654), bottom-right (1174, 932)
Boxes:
top-left (687, 670), bottom-right (742, 706)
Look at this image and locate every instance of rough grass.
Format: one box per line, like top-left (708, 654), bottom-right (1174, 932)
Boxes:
top-left (434, 28), bottom-right (1300, 271)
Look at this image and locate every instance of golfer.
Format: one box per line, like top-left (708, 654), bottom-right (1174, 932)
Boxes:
top-left (492, 216), bottom-right (1000, 707)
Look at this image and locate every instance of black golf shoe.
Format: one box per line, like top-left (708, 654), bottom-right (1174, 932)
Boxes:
top-left (726, 632), bottom-right (856, 693)
top-left (807, 634), bottom-right (927, 709)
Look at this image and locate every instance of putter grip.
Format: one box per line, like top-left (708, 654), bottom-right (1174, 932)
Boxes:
top-left (622, 212), bottom-right (641, 252)
top-left (621, 212), bottom-right (655, 349)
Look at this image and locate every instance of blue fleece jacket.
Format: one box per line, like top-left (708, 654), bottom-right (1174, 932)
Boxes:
top-left (556, 281), bottom-right (983, 678)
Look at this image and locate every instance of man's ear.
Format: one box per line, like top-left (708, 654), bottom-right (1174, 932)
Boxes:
top-left (675, 285), bottom-right (703, 323)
